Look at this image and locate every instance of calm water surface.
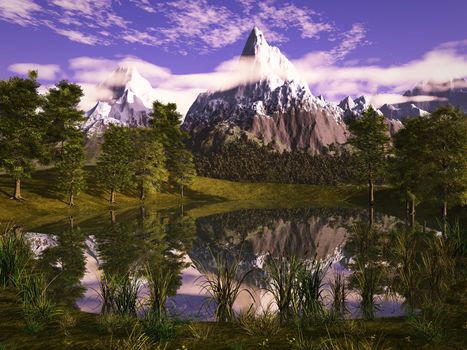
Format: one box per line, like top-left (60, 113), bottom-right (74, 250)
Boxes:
top-left (25, 205), bottom-right (408, 320)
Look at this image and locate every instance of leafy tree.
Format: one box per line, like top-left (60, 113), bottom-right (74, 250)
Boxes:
top-left (41, 81), bottom-right (85, 161)
top-left (131, 128), bottom-right (166, 200)
top-left (0, 71), bottom-right (44, 200)
top-left (347, 107), bottom-right (390, 212)
top-left (57, 131), bottom-right (86, 206)
top-left (40, 80), bottom-right (86, 205)
top-left (424, 106), bottom-right (467, 223)
top-left (393, 117), bottom-right (431, 226)
top-left (151, 101), bottom-right (185, 151)
top-left (168, 148), bottom-right (196, 197)
top-left (151, 101), bottom-right (195, 197)
top-left (97, 125), bottom-right (133, 204)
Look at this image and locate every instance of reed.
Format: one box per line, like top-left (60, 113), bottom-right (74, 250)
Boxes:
top-left (352, 259), bottom-right (382, 319)
top-left (264, 255), bottom-right (303, 322)
top-left (0, 226), bottom-right (32, 287)
top-left (140, 311), bottom-right (177, 341)
top-left (187, 322), bottom-right (214, 341)
top-left (238, 306), bottom-right (280, 337)
top-left (17, 272), bottom-right (58, 332)
top-left (99, 272), bottom-right (141, 316)
top-left (330, 272), bottom-right (348, 317)
top-left (195, 249), bottom-right (253, 322)
top-left (298, 258), bottom-right (328, 319)
top-left (144, 263), bottom-right (173, 320)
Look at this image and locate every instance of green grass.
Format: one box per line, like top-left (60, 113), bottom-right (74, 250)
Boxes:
top-left (0, 167), bottom-right (360, 230)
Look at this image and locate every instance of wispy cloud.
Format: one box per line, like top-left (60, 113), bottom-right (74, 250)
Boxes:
top-left (8, 62), bottom-right (61, 80)
top-left (0, 0), bottom-right (41, 26)
top-left (0, 0), bottom-right (338, 53)
top-left (294, 40), bottom-right (467, 104)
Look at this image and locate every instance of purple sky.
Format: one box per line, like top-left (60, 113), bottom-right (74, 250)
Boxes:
top-left (0, 0), bottom-right (466, 113)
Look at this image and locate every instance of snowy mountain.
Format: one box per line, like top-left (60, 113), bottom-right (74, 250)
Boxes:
top-left (83, 66), bottom-right (153, 135)
top-left (337, 95), bottom-right (403, 134)
top-left (380, 78), bottom-right (467, 119)
top-left (182, 27), bottom-right (347, 154)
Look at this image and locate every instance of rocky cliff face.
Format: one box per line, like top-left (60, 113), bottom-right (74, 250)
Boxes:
top-left (182, 27), bottom-right (348, 154)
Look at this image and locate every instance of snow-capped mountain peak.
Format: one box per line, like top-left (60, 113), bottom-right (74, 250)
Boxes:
top-left (83, 66), bottom-right (154, 135)
top-left (239, 27), bottom-right (307, 91)
top-left (100, 66), bottom-right (154, 108)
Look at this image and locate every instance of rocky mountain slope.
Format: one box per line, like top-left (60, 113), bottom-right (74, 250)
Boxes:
top-left (182, 27), bottom-right (348, 154)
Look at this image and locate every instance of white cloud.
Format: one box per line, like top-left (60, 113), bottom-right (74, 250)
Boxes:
top-left (294, 40), bottom-right (467, 103)
top-left (51, 27), bottom-right (106, 45)
top-left (0, 0), bottom-right (41, 26)
top-left (8, 63), bottom-right (61, 80)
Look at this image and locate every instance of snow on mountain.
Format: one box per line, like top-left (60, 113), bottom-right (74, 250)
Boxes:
top-left (337, 95), bottom-right (403, 134)
top-left (83, 66), bottom-right (153, 135)
top-left (183, 27), bottom-right (347, 153)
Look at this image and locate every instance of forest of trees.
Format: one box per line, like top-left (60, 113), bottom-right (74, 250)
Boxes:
top-left (0, 72), bottom-right (465, 220)
top-left (0, 73), bottom-right (196, 205)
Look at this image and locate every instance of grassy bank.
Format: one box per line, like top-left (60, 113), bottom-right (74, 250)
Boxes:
top-left (0, 168), bottom-right (359, 229)
top-left (1, 282), bottom-right (466, 350)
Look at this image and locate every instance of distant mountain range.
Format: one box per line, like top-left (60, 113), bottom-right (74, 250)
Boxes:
top-left (82, 28), bottom-right (466, 153)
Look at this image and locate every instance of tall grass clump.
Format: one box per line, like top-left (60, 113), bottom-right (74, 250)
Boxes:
top-left (352, 259), bottom-right (383, 319)
top-left (0, 227), bottom-right (32, 287)
top-left (298, 258), bottom-right (329, 320)
top-left (102, 324), bottom-right (163, 350)
top-left (390, 229), bottom-right (420, 311)
top-left (99, 272), bottom-right (141, 316)
top-left (418, 233), bottom-right (456, 302)
top-left (195, 249), bottom-right (253, 322)
top-left (264, 255), bottom-right (303, 323)
top-left (330, 272), bottom-right (348, 317)
top-left (140, 310), bottom-right (177, 341)
top-left (144, 263), bottom-right (173, 320)
top-left (321, 331), bottom-right (390, 350)
top-left (17, 272), bottom-right (58, 332)
top-left (238, 306), bottom-right (280, 337)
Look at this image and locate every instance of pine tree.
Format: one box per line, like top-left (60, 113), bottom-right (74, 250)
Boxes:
top-left (168, 147), bottom-right (196, 198)
top-left (0, 71), bottom-right (44, 200)
top-left (393, 117), bottom-right (431, 226)
top-left (131, 128), bottom-right (167, 200)
top-left (57, 131), bottom-right (86, 206)
top-left (41, 81), bottom-right (85, 161)
top-left (347, 107), bottom-right (390, 221)
top-left (424, 106), bottom-right (467, 224)
top-left (97, 125), bottom-right (133, 204)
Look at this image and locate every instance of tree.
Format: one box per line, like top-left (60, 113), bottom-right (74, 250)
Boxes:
top-left (347, 107), bottom-right (390, 221)
top-left (56, 131), bottom-right (86, 206)
top-left (423, 107), bottom-right (467, 224)
top-left (168, 148), bottom-right (196, 198)
top-left (0, 71), bottom-right (44, 200)
top-left (131, 128), bottom-right (167, 200)
top-left (97, 125), bottom-right (133, 204)
top-left (150, 101), bottom-right (195, 197)
top-left (41, 81), bottom-right (85, 161)
top-left (41, 81), bottom-right (86, 206)
top-left (393, 117), bottom-right (431, 226)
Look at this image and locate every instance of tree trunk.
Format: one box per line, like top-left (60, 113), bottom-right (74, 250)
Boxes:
top-left (443, 184), bottom-right (448, 234)
top-left (405, 196), bottom-right (410, 227)
top-left (368, 175), bottom-right (374, 227)
top-left (69, 190), bottom-right (74, 206)
top-left (110, 187), bottom-right (116, 204)
top-left (410, 198), bottom-right (416, 228)
top-left (139, 182), bottom-right (145, 201)
top-left (13, 178), bottom-right (22, 200)
top-left (181, 184), bottom-right (184, 198)
top-left (368, 176), bottom-right (374, 207)
top-left (69, 216), bottom-right (74, 231)
top-left (369, 205), bottom-right (374, 228)
top-left (110, 210), bottom-right (116, 225)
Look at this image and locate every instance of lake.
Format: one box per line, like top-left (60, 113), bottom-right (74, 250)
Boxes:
top-left (24, 204), bottom-right (420, 320)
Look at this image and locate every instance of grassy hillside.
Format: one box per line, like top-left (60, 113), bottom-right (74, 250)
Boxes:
top-left (0, 167), bottom-right (359, 229)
